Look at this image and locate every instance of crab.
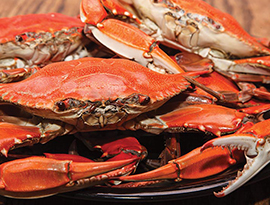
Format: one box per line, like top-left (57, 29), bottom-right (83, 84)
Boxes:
top-left (0, 54), bottom-right (265, 198)
top-left (0, 57), bottom-right (209, 198)
top-left (79, 0), bottom-right (270, 105)
top-left (113, 0), bottom-right (270, 82)
top-left (81, 0), bottom-right (270, 84)
top-left (0, 55), bottom-right (262, 198)
top-left (0, 13), bottom-right (90, 83)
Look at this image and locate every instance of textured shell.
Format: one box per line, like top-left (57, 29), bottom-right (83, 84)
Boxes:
top-left (158, 104), bottom-right (247, 136)
top-left (0, 57), bottom-right (190, 111)
top-left (0, 13), bottom-right (84, 44)
top-left (171, 0), bottom-right (269, 54)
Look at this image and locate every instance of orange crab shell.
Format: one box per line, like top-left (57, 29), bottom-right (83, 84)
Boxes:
top-left (0, 57), bottom-right (191, 126)
top-left (0, 13), bottom-right (84, 44)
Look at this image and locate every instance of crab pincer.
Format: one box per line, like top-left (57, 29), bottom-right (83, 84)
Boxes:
top-left (201, 119), bottom-right (270, 197)
top-left (0, 154), bottom-right (137, 198)
top-left (80, 0), bottom-right (186, 74)
top-left (0, 134), bottom-right (146, 199)
top-left (117, 104), bottom-right (249, 186)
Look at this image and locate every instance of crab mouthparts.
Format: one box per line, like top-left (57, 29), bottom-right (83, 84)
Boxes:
top-left (201, 134), bottom-right (270, 197)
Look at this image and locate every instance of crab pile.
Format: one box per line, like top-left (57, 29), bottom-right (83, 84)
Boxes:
top-left (0, 0), bottom-right (270, 199)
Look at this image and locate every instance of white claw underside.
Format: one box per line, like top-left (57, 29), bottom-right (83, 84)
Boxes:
top-left (79, 2), bottom-right (87, 23)
top-left (216, 141), bottom-right (270, 196)
top-left (210, 134), bottom-right (270, 197)
top-left (89, 26), bottom-right (180, 74)
top-left (210, 57), bottom-right (270, 76)
top-left (210, 134), bottom-right (258, 156)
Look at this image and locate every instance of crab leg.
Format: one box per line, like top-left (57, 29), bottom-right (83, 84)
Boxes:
top-left (80, 0), bottom-right (185, 74)
top-left (201, 119), bottom-right (270, 197)
top-left (0, 134), bottom-right (146, 198)
top-left (172, 51), bottom-right (270, 103)
top-left (122, 103), bottom-right (247, 136)
top-left (0, 118), bottom-right (74, 157)
top-left (211, 56), bottom-right (270, 84)
top-left (0, 122), bottom-right (42, 157)
top-left (0, 155), bottom-right (136, 198)
top-left (185, 71), bottom-right (270, 103)
top-left (118, 146), bottom-right (242, 183)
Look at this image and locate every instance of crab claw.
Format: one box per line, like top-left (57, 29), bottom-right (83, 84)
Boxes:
top-left (80, 0), bottom-right (185, 74)
top-left (118, 146), bottom-right (238, 183)
top-left (201, 119), bottom-right (270, 197)
top-left (0, 122), bottom-right (41, 157)
top-left (75, 134), bottom-right (148, 184)
top-left (123, 103), bottom-right (247, 136)
top-left (212, 56), bottom-right (270, 84)
top-left (0, 155), bottom-right (136, 198)
top-left (0, 119), bottom-right (73, 157)
top-left (80, 0), bottom-right (139, 25)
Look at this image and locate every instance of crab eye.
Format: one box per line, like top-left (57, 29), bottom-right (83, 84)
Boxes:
top-left (152, 0), bottom-right (164, 3)
top-left (138, 94), bottom-right (150, 105)
top-left (263, 111), bottom-right (270, 120)
top-left (55, 98), bottom-right (86, 112)
top-left (15, 33), bottom-right (28, 43)
top-left (258, 110), bottom-right (270, 121)
top-left (15, 35), bottom-right (24, 42)
top-left (55, 101), bottom-right (67, 111)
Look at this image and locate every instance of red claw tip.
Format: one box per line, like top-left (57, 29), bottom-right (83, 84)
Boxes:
top-left (214, 191), bottom-right (225, 198)
top-left (200, 141), bottom-right (215, 152)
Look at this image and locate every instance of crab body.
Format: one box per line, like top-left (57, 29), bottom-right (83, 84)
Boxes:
top-left (0, 57), bottom-right (190, 130)
top-left (0, 57), bottom-right (195, 157)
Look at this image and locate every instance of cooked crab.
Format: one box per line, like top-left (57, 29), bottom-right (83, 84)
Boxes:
top-left (0, 13), bottom-right (90, 82)
top-left (81, 0), bottom-right (270, 83)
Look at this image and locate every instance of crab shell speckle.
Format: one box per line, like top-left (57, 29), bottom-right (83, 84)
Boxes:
top-left (0, 13), bottom-right (84, 44)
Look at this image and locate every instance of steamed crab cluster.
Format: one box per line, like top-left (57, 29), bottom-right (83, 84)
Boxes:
top-left (0, 0), bottom-right (269, 199)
